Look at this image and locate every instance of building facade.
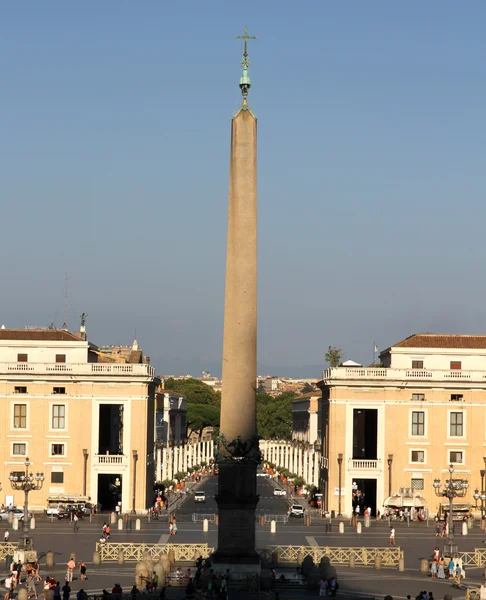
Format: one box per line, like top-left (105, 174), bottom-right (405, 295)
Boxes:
top-left (317, 334), bottom-right (486, 517)
top-left (0, 329), bottom-right (156, 513)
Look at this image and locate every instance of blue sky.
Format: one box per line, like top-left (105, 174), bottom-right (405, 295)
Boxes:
top-left (1, 1), bottom-right (485, 376)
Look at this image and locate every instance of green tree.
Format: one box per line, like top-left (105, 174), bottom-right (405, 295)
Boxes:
top-left (164, 377), bottom-right (220, 405)
top-left (186, 402), bottom-right (220, 439)
top-left (257, 391), bottom-right (295, 440)
top-left (325, 345), bottom-right (342, 367)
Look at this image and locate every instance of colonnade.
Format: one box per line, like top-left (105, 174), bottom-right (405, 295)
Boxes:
top-left (155, 439), bottom-right (215, 481)
top-left (259, 439), bottom-right (320, 487)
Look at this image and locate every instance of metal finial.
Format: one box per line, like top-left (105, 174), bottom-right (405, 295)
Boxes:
top-left (235, 25), bottom-right (257, 102)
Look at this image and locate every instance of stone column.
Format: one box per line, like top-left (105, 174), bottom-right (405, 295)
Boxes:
top-left (214, 99), bottom-right (259, 568)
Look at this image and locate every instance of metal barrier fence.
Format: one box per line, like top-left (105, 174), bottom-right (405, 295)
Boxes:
top-left (192, 514), bottom-right (216, 523)
top-left (96, 543), bottom-right (214, 562)
top-left (266, 545), bottom-right (403, 566)
top-left (0, 543), bottom-right (18, 560)
top-left (460, 550), bottom-right (486, 567)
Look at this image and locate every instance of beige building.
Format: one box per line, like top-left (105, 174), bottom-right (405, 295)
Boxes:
top-left (317, 334), bottom-right (486, 517)
top-left (0, 328), bottom-right (156, 513)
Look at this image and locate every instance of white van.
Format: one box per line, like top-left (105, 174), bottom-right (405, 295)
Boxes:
top-left (194, 491), bottom-right (206, 503)
top-left (289, 504), bottom-right (304, 517)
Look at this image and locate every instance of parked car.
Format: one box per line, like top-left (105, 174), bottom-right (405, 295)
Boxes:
top-left (273, 489), bottom-right (287, 496)
top-left (57, 508), bottom-right (84, 520)
top-left (0, 508), bottom-right (29, 521)
top-left (257, 472), bottom-right (269, 478)
top-left (194, 491), bottom-right (206, 503)
top-left (289, 504), bottom-right (304, 518)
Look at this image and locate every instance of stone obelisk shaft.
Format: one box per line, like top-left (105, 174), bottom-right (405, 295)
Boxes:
top-left (214, 104), bottom-right (258, 565)
top-left (220, 106), bottom-right (257, 441)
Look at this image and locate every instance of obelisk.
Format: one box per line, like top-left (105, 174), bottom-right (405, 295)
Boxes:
top-left (214, 26), bottom-right (260, 569)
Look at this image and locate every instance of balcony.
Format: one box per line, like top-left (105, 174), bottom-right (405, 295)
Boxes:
top-left (349, 458), bottom-right (382, 470)
top-left (0, 362), bottom-right (155, 378)
top-left (323, 367), bottom-right (486, 383)
top-left (95, 454), bottom-right (127, 466)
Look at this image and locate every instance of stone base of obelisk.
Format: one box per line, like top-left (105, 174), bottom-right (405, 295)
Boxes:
top-left (213, 461), bottom-right (260, 572)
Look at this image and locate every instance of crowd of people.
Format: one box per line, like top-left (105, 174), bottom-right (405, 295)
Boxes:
top-left (429, 546), bottom-right (465, 587)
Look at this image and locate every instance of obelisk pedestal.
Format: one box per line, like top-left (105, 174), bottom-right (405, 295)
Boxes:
top-left (213, 28), bottom-right (259, 571)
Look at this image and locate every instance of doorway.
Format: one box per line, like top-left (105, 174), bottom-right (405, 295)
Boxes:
top-left (97, 474), bottom-right (122, 511)
top-left (352, 478), bottom-right (377, 516)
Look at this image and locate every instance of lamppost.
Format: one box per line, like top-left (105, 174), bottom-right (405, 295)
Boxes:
top-left (9, 458), bottom-right (44, 551)
top-left (387, 454), bottom-right (393, 497)
top-left (433, 464), bottom-right (469, 557)
top-left (472, 488), bottom-right (486, 523)
top-left (337, 453), bottom-right (343, 517)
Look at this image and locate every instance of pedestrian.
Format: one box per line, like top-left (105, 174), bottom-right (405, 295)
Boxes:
top-left (330, 577), bottom-right (339, 598)
top-left (169, 521), bottom-right (174, 536)
top-left (389, 527), bottom-right (396, 546)
top-left (437, 558), bottom-right (445, 579)
top-left (431, 561), bottom-right (437, 578)
top-left (66, 559), bottom-right (75, 583)
top-left (73, 514), bottom-right (79, 532)
top-left (435, 522), bottom-right (441, 537)
top-left (448, 559), bottom-right (455, 579)
top-left (172, 518), bottom-right (178, 536)
top-left (319, 577), bottom-right (328, 597)
top-left (15, 561), bottom-right (23, 584)
top-left (4, 529), bottom-right (9, 542)
top-left (76, 590), bottom-right (88, 600)
top-left (454, 563), bottom-right (462, 588)
top-left (130, 585), bottom-right (138, 600)
top-left (53, 581), bottom-right (61, 600)
top-left (152, 572), bottom-right (158, 591)
top-left (79, 561), bottom-right (87, 582)
top-left (27, 573), bottom-right (38, 599)
top-left (4, 575), bottom-right (12, 600)
top-left (43, 577), bottom-right (51, 600)
top-left (62, 583), bottom-right (71, 600)
top-left (433, 547), bottom-right (439, 561)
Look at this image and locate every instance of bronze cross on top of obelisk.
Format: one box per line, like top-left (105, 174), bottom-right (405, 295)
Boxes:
top-left (236, 25), bottom-right (257, 64)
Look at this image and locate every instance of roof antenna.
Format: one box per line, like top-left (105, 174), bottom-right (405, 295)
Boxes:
top-left (62, 273), bottom-right (68, 330)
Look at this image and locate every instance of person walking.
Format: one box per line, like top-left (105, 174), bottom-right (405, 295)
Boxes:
top-left (73, 514), bottom-right (79, 532)
top-left (319, 577), bottom-right (328, 597)
top-left (437, 558), bottom-right (445, 579)
top-left (448, 559), bottom-right (455, 579)
top-left (66, 559), bottom-right (75, 583)
top-left (26, 572), bottom-right (38, 599)
top-left (53, 581), bottom-right (61, 600)
top-left (79, 561), bottom-right (87, 582)
top-left (4, 574), bottom-right (13, 600)
top-left (4, 529), bottom-right (9, 542)
top-left (389, 527), bottom-right (396, 546)
top-left (454, 563), bottom-right (462, 588)
top-left (62, 583), bottom-right (71, 600)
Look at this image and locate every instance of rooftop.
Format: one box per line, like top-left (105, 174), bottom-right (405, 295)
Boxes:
top-left (390, 333), bottom-right (486, 350)
top-left (0, 329), bottom-right (84, 342)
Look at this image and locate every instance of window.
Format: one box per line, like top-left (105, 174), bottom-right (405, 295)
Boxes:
top-left (51, 472), bottom-right (64, 484)
top-left (17, 354), bottom-right (27, 362)
top-left (55, 354), bottom-right (66, 363)
top-left (411, 393), bottom-right (425, 401)
top-left (450, 412), bottom-right (463, 436)
top-left (450, 361), bottom-right (462, 370)
top-left (411, 450), bottom-right (425, 463)
top-left (12, 443), bottom-right (26, 456)
top-left (411, 411), bottom-right (425, 436)
top-left (52, 405), bottom-right (65, 429)
top-left (51, 444), bottom-right (65, 456)
top-left (53, 387), bottom-right (66, 395)
top-left (412, 360), bottom-right (424, 369)
top-left (451, 394), bottom-right (464, 402)
top-left (14, 387), bottom-right (27, 394)
top-left (411, 478), bottom-right (424, 490)
top-left (449, 451), bottom-right (463, 464)
top-left (13, 404), bottom-right (27, 428)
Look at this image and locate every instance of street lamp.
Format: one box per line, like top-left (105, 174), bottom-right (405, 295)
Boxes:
top-left (337, 453), bottom-right (343, 517)
top-left (9, 458), bottom-right (44, 551)
top-left (433, 464), bottom-right (469, 557)
top-left (387, 454), bottom-right (393, 497)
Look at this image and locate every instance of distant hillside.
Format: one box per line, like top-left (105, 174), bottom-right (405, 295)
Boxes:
top-left (152, 356), bottom-right (323, 380)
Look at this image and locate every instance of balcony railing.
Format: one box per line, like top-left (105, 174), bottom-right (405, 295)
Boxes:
top-left (0, 362), bottom-right (155, 377)
top-left (96, 454), bottom-right (127, 465)
top-left (323, 367), bottom-right (486, 383)
top-left (349, 459), bottom-right (381, 470)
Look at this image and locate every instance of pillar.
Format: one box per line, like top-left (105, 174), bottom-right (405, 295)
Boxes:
top-left (214, 67), bottom-right (259, 568)
top-left (156, 447), bottom-right (162, 481)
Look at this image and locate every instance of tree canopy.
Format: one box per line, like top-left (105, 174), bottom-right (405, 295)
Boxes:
top-left (257, 391), bottom-right (295, 440)
top-left (325, 345), bottom-right (343, 367)
top-left (186, 403), bottom-right (220, 438)
top-left (164, 377), bottom-right (220, 405)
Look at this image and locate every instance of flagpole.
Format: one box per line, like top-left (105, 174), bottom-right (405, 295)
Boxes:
top-left (373, 342), bottom-right (376, 366)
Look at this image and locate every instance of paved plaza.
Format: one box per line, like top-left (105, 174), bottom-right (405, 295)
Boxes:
top-left (1, 476), bottom-right (484, 599)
